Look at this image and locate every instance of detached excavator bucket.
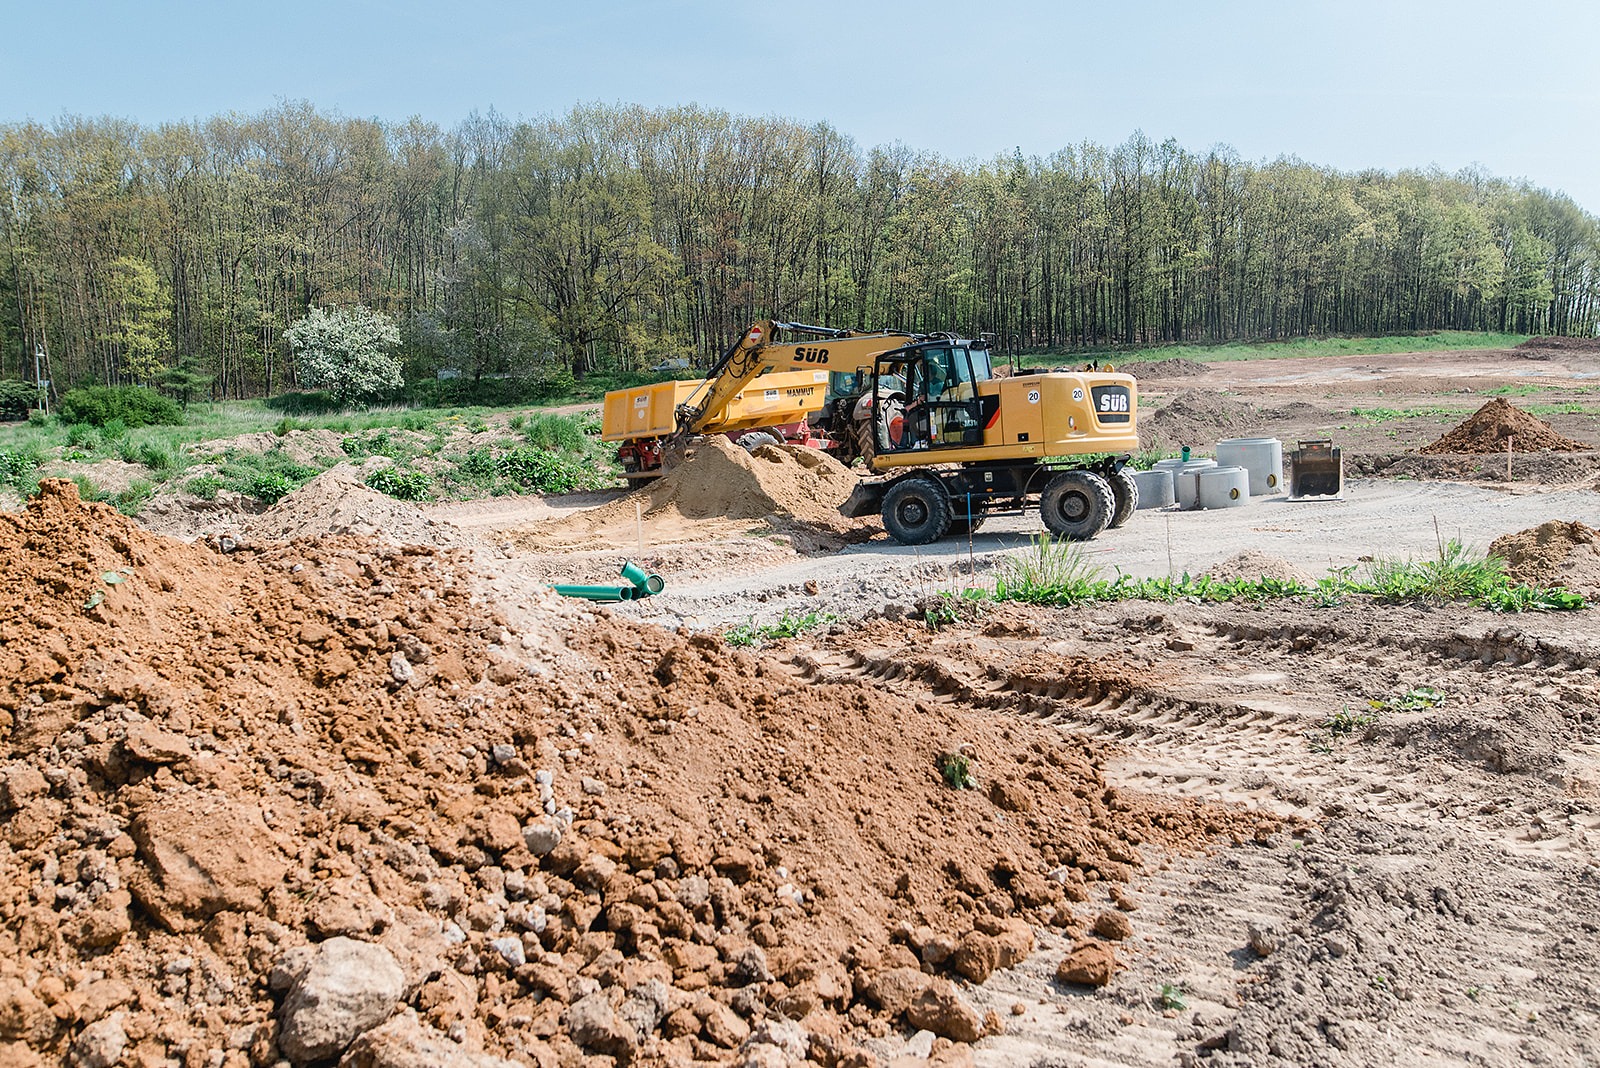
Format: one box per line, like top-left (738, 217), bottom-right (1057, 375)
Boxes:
top-left (1287, 439), bottom-right (1343, 499)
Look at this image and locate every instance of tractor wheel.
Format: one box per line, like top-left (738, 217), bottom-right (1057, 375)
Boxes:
top-left (1108, 468), bottom-right (1139, 529)
top-left (737, 430), bottom-right (783, 453)
top-left (881, 477), bottom-right (953, 545)
top-left (1040, 471), bottom-right (1115, 541)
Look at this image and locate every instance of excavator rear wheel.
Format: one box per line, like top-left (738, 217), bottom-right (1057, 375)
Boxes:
top-left (881, 476), bottom-right (953, 545)
top-left (1108, 468), bottom-right (1139, 528)
top-left (1040, 471), bottom-right (1114, 541)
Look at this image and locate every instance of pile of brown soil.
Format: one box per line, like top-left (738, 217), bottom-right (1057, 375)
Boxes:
top-left (0, 481), bottom-right (1271, 1066)
top-left (187, 428), bottom-right (349, 466)
top-left (1130, 358), bottom-right (1211, 379)
top-left (1488, 520), bottom-right (1600, 598)
top-left (1138, 389), bottom-right (1258, 451)
top-left (245, 464), bottom-right (467, 547)
top-left (1418, 398), bottom-right (1589, 454)
top-left (521, 439), bottom-right (872, 552)
top-left (1202, 550), bottom-right (1315, 585)
top-left (1514, 336), bottom-right (1600, 355)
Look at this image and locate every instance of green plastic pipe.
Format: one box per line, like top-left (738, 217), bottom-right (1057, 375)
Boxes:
top-left (551, 561), bottom-right (665, 602)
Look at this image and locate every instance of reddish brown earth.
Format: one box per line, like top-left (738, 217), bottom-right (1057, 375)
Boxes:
top-left (0, 482), bottom-right (1272, 1068)
top-left (1419, 398), bottom-right (1589, 454)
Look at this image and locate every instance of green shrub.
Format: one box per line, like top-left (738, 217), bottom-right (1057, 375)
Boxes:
top-left (0, 380), bottom-right (39, 420)
top-left (65, 423), bottom-right (99, 449)
top-left (494, 446), bottom-right (590, 494)
top-left (364, 467), bottom-right (432, 501)
top-left (59, 385), bottom-right (183, 429)
top-left (0, 448), bottom-right (42, 486)
top-left (456, 446), bottom-right (497, 484)
top-left (186, 474), bottom-right (224, 500)
top-left (246, 471), bottom-right (296, 504)
top-left (264, 390), bottom-right (345, 416)
top-left (522, 412), bottom-right (589, 452)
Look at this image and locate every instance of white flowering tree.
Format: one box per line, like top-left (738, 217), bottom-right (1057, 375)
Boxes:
top-left (283, 305), bottom-right (403, 405)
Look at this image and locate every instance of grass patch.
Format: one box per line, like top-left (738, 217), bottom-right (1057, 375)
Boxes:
top-left (1483, 384), bottom-right (1600, 398)
top-left (1348, 406), bottom-right (1462, 423)
top-left (990, 536), bottom-right (1584, 613)
top-left (1015, 331), bottom-right (1528, 371)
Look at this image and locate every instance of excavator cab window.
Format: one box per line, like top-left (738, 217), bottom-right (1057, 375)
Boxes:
top-left (875, 345), bottom-right (990, 453)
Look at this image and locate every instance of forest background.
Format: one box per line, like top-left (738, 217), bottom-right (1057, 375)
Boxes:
top-left (1, 101), bottom-right (1595, 404)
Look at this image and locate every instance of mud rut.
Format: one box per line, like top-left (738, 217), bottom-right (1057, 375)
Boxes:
top-left (775, 603), bottom-right (1600, 1067)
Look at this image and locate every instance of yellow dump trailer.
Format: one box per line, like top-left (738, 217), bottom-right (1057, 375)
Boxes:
top-left (601, 369), bottom-right (833, 478)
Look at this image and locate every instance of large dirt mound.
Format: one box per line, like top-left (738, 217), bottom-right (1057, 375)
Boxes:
top-left (1130, 358), bottom-right (1210, 379)
top-left (650, 439), bottom-right (858, 524)
top-left (1515, 336), bottom-right (1600, 355)
top-left (1489, 520), bottom-right (1600, 598)
top-left (1138, 389), bottom-right (1258, 451)
top-left (520, 438), bottom-right (871, 552)
top-left (1420, 398), bottom-right (1589, 454)
top-left (246, 464), bottom-right (466, 547)
top-left (0, 480), bottom-right (1270, 1066)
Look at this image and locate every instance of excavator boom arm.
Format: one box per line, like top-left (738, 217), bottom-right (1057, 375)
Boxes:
top-left (677, 320), bottom-right (917, 436)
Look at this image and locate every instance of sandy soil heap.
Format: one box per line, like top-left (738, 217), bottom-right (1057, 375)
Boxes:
top-left (1138, 389), bottom-right (1258, 451)
top-left (1419, 398), bottom-right (1589, 454)
top-left (1489, 520), bottom-right (1600, 598)
top-left (245, 465), bottom-right (466, 547)
top-left (0, 480), bottom-right (1268, 1067)
top-left (1201, 550), bottom-right (1316, 585)
top-left (1129, 358), bottom-right (1210, 379)
top-left (519, 439), bottom-right (871, 553)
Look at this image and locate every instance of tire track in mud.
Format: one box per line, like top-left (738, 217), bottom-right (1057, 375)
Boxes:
top-left (780, 614), bottom-right (1600, 854)
top-left (780, 610), bottom-right (1600, 1066)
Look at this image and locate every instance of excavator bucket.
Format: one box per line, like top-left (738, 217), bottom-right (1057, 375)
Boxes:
top-left (1287, 439), bottom-right (1343, 499)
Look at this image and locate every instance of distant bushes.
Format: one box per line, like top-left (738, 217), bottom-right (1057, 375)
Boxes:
top-left (59, 385), bottom-right (183, 428)
top-left (264, 390), bottom-right (346, 416)
top-left (0, 380), bottom-right (39, 420)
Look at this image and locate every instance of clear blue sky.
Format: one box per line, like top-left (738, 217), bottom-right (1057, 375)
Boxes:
top-left (4, 0), bottom-right (1598, 212)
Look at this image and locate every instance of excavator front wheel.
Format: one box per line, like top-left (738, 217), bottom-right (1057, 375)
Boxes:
top-left (881, 476), bottom-right (952, 545)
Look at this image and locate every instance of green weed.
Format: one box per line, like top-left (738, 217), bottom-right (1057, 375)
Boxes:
top-left (724, 610), bottom-right (837, 648)
top-left (1158, 983), bottom-right (1189, 1011)
top-left (186, 474), bottom-right (224, 501)
top-left (0, 447), bottom-right (42, 486)
top-left (1349, 406), bottom-right (1461, 423)
top-left (112, 480), bottom-right (154, 516)
top-left (1370, 686), bottom-right (1445, 713)
top-left (937, 751), bottom-right (976, 790)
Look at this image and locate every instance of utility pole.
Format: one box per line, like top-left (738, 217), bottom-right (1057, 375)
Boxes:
top-left (34, 345), bottom-right (47, 414)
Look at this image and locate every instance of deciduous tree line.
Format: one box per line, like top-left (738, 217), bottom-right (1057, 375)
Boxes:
top-left (1, 101), bottom-right (1594, 398)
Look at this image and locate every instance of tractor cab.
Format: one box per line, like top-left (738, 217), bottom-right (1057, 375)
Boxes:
top-left (872, 340), bottom-right (996, 455)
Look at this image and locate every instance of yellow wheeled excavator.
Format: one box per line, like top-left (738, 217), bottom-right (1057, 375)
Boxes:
top-left (659, 320), bottom-right (1142, 545)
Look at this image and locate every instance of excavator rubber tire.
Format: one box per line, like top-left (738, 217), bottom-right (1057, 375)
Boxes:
top-left (947, 495), bottom-right (987, 538)
top-left (736, 430), bottom-right (783, 453)
top-left (1108, 468), bottom-right (1139, 529)
top-left (1040, 470), bottom-right (1115, 541)
top-left (882, 476), bottom-right (953, 545)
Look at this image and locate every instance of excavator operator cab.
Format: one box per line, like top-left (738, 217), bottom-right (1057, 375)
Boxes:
top-left (875, 341), bottom-right (994, 454)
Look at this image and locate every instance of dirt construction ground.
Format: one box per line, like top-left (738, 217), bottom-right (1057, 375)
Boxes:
top-left (6, 341), bottom-right (1600, 1068)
